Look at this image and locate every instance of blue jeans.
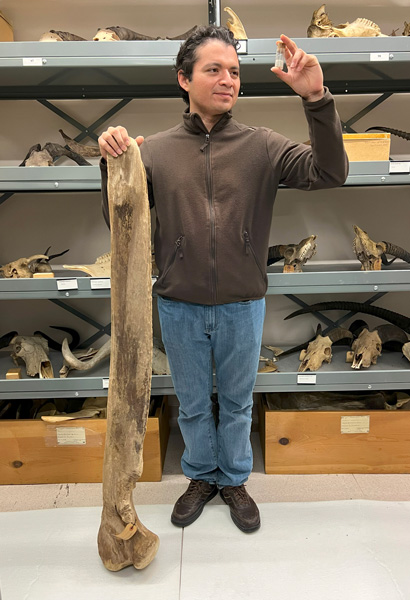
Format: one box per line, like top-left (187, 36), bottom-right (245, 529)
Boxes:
top-left (157, 296), bottom-right (265, 487)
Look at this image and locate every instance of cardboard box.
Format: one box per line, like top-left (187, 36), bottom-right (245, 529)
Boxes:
top-left (343, 133), bottom-right (391, 162)
top-left (0, 12), bottom-right (13, 41)
top-left (258, 395), bottom-right (410, 474)
top-left (0, 396), bottom-right (170, 484)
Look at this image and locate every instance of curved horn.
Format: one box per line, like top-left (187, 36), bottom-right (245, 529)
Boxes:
top-left (382, 241), bottom-right (410, 264)
top-left (349, 319), bottom-right (369, 337)
top-left (284, 301), bottom-right (410, 333)
top-left (365, 126), bottom-right (410, 141)
top-left (59, 129), bottom-right (101, 157)
top-left (0, 331), bottom-right (18, 349)
top-left (267, 245), bottom-right (285, 265)
top-left (327, 327), bottom-right (353, 344)
top-left (62, 338), bottom-right (111, 370)
top-left (375, 324), bottom-right (408, 345)
top-left (33, 327), bottom-right (80, 351)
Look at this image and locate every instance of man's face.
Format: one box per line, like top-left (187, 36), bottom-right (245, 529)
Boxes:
top-left (178, 39), bottom-right (240, 120)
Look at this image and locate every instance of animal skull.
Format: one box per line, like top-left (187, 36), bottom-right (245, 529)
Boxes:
top-left (298, 334), bottom-right (333, 372)
top-left (307, 4), bottom-right (387, 38)
top-left (353, 225), bottom-right (386, 271)
top-left (11, 334), bottom-right (54, 378)
top-left (0, 254), bottom-right (50, 278)
top-left (347, 329), bottom-right (381, 369)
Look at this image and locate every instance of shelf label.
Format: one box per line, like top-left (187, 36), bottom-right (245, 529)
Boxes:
top-left (57, 279), bottom-right (79, 291)
top-left (23, 57), bottom-right (43, 66)
top-left (297, 374), bottom-right (316, 384)
top-left (389, 162), bottom-right (410, 174)
top-left (102, 378), bottom-right (109, 389)
top-left (236, 40), bottom-right (247, 54)
top-left (341, 415), bottom-right (370, 434)
top-left (90, 278), bottom-right (111, 289)
top-left (370, 52), bottom-right (389, 62)
top-left (56, 427), bottom-right (86, 446)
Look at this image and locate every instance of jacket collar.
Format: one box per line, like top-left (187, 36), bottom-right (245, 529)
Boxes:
top-left (183, 109), bottom-right (232, 135)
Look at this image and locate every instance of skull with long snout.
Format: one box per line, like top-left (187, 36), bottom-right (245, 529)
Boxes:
top-left (11, 334), bottom-right (54, 378)
top-left (346, 324), bottom-right (408, 369)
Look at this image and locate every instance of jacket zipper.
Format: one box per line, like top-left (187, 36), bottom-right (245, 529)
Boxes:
top-left (161, 235), bottom-right (184, 282)
top-left (243, 230), bottom-right (266, 281)
top-left (204, 133), bottom-right (217, 303)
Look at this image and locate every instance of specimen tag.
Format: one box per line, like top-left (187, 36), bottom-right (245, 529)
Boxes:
top-left (102, 378), bottom-right (109, 389)
top-left (341, 415), bottom-right (370, 434)
top-left (56, 427), bottom-right (86, 445)
top-left (90, 278), bottom-right (111, 289)
top-left (370, 52), bottom-right (389, 62)
top-left (57, 279), bottom-right (78, 291)
top-left (297, 374), bottom-right (316, 384)
top-left (389, 162), bottom-right (410, 174)
top-left (23, 57), bottom-right (43, 66)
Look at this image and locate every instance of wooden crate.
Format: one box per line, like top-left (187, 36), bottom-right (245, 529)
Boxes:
top-left (342, 132), bottom-right (390, 161)
top-left (258, 395), bottom-right (410, 474)
top-left (0, 396), bottom-right (169, 484)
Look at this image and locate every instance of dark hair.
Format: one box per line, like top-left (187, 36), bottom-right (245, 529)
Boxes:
top-left (175, 25), bottom-right (239, 105)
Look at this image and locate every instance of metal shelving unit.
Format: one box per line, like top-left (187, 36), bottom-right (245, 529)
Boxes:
top-left (0, 37), bottom-right (410, 99)
top-left (1, 346), bottom-right (409, 400)
top-left (1, 35), bottom-right (410, 399)
top-left (1, 161), bottom-right (410, 193)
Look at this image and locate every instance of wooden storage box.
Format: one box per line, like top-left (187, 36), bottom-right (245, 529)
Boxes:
top-left (342, 132), bottom-right (391, 162)
top-left (258, 395), bottom-right (410, 474)
top-left (0, 396), bottom-right (169, 484)
top-left (0, 12), bottom-right (13, 41)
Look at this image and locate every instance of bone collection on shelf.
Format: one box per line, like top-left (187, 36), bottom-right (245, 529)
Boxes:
top-left (0, 331), bottom-right (170, 379)
top-left (2, 225), bottom-right (409, 279)
top-left (307, 4), bottom-right (409, 38)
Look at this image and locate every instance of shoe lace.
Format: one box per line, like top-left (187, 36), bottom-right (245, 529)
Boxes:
top-left (184, 479), bottom-right (205, 504)
top-left (229, 485), bottom-right (251, 507)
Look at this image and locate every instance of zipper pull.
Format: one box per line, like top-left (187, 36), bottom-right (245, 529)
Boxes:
top-left (244, 231), bottom-right (250, 255)
top-left (175, 236), bottom-right (184, 258)
top-left (200, 133), bottom-right (210, 152)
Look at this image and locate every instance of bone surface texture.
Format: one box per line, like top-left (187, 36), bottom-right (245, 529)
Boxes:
top-left (97, 140), bottom-right (159, 570)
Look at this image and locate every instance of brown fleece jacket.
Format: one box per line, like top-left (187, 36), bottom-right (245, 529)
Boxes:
top-left (101, 88), bottom-right (348, 305)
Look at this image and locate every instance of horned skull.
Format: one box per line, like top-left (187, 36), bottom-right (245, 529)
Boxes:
top-left (346, 324), bottom-right (408, 369)
top-left (299, 335), bottom-right (332, 372)
top-left (267, 235), bottom-right (317, 272)
top-left (0, 254), bottom-right (50, 278)
top-left (11, 334), bottom-right (54, 378)
top-left (298, 327), bottom-right (353, 372)
top-left (353, 225), bottom-right (386, 271)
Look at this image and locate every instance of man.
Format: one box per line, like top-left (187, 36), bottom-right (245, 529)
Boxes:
top-left (99, 26), bottom-right (348, 534)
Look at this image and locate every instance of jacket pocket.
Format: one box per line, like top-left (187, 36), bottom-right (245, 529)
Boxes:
top-left (161, 235), bottom-right (184, 284)
top-left (243, 230), bottom-right (266, 283)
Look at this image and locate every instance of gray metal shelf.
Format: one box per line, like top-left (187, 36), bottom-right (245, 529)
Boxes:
top-left (2, 264), bottom-right (410, 299)
top-left (1, 346), bottom-right (410, 400)
top-left (266, 263), bottom-right (410, 294)
top-left (0, 166), bottom-right (100, 192)
top-left (0, 37), bottom-right (409, 99)
top-left (0, 351), bottom-right (174, 399)
top-left (1, 161), bottom-right (410, 192)
top-left (0, 274), bottom-right (111, 299)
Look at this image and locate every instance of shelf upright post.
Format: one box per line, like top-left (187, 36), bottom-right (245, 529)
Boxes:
top-left (208, 0), bottom-right (221, 26)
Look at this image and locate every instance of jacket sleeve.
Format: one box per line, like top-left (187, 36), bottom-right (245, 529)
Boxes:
top-left (100, 154), bottom-right (154, 230)
top-left (269, 87), bottom-right (349, 190)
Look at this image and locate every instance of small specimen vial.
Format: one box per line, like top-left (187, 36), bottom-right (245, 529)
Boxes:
top-left (275, 41), bottom-right (285, 70)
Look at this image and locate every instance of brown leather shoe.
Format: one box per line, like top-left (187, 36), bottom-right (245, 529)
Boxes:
top-left (171, 479), bottom-right (218, 527)
top-left (220, 485), bottom-right (260, 533)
